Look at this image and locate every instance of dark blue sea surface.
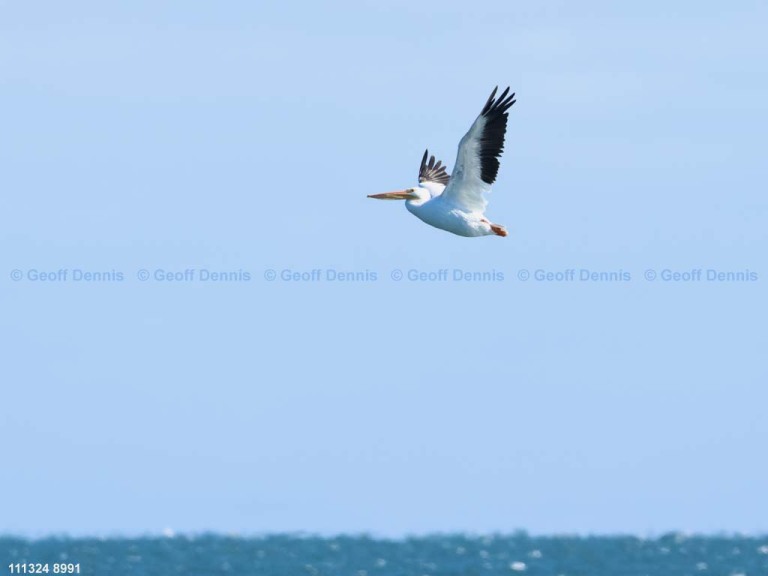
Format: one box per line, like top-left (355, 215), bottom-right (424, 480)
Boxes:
top-left (2, 533), bottom-right (767, 576)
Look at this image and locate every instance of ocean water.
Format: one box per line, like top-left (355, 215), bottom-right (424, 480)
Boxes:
top-left (2, 533), bottom-right (767, 576)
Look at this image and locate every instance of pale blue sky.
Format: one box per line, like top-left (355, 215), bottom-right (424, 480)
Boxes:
top-left (1, 1), bottom-right (767, 537)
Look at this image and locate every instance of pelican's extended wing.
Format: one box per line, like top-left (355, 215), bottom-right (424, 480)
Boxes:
top-left (417, 149), bottom-right (450, 197)
top-left (441, 87), bottom-right (516, 213)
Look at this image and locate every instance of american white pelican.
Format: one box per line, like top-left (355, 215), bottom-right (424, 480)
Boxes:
top-left (368, 86), bottom-right (516, 237)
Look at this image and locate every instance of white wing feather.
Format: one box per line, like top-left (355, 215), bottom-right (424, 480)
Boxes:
top-left (441, 115), bottom-right (491, 213)
top-left (440, 87), bottom-right (516, 214)
top-left (420, 181), bottom-right (447, 197)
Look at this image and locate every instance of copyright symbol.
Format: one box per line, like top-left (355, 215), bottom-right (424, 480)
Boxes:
top-left (644, 269), bottom-right (656, 281)
top-left (264, 269), bottom-right (277, 281)
top-left (10, 269), bottom-right (23, 281)
top-left (517, 269), bottom-right (530, 281)
top-left (391, 269), bottom-right (403, 281)
top-left (137, 269), bottom-right (150, 281)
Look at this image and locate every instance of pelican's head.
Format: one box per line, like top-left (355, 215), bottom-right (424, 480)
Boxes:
top-left (368, 186), bottom-right (429, 205)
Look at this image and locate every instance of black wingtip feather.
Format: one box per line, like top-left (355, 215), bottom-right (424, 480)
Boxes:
top-left (418, 148), bottom-right (450, 186)
top-left (477, 86), bottom-right (517, 185)
top-left (481, 86), bottom-right (499, 115)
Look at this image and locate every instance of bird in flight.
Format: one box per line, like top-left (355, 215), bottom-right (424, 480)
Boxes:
top-left (368, 86), bottom-right (516, 237)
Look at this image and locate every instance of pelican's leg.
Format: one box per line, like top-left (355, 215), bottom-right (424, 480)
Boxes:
top-left (490, 223), bottom-right (507, 237)
top-left (481, 218), bottom-right (508, 237)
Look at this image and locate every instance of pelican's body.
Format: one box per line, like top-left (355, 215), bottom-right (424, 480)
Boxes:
top-left (369, 86), bottom-right (516, 237)
top-left (405, 194), bottom-right (496, 237)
